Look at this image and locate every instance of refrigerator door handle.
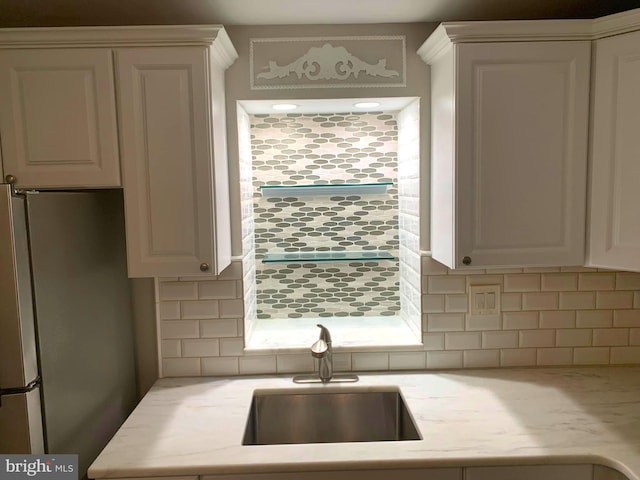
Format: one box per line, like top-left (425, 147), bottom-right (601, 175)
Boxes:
top-left (0, 377), bottom-right (40, 407)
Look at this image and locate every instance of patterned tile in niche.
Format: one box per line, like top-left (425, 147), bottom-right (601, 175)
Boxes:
top-left (251, 112), bottom-right (399, 320)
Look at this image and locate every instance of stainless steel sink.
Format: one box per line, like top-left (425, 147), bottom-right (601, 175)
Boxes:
top-left (242, 388), bottom-right (421, 445)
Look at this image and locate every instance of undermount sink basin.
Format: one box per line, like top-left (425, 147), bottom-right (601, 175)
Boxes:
top-left (242, 387), bottom-right (421, 445)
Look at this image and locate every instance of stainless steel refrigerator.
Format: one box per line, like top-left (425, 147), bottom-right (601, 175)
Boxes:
top-left (0, 184), bottom-right (137, 478)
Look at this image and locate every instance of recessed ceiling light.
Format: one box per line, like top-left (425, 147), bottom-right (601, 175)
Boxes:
top-left (354, 102), bottom-right (381, 108)
top-left (272, 103), bottom-right (298, 111)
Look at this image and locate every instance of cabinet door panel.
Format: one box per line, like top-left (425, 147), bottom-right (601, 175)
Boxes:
top-left (116, 47), bottom-right (216, 277)
top-left (588, 30), bottom-right (640, 272)
top-left (0, 49), bottom-right (120, 188)
top-left (466, 464), bottom-right (593, 480)
top-left (202, 467), bottom-right (462, 480)
top-left (456, 42), bottom-right (590, 268)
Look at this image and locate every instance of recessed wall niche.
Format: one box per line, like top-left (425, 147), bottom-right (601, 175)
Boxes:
top-left (238, 98), bottom-right (422, 345)
top-left (252, 111), bottom-right (399, 319)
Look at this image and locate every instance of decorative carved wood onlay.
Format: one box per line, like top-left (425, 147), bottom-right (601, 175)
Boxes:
top-left (250, 36), bottom-right (406, 90)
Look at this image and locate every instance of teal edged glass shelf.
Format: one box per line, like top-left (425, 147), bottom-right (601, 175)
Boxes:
top-left (262, 250), bottom-right (395, 263)
top-left (259, 182), bottom-right (392, 197)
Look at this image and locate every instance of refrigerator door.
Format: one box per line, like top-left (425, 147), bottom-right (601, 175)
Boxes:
top-left (0, 389), bottom-right (44, 453)
top-left (0, 185), bottom-right (44, 452)
top-left (26, 190), bottom-right (137, 476)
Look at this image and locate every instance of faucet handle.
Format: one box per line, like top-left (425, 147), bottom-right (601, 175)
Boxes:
top-left (316, 324), bottom-right (332, 343)
top-left (310, 338), bottom-right (328, 358)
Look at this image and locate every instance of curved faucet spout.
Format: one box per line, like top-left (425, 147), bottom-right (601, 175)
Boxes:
top-left (313, 324), bottom-right (333, 382)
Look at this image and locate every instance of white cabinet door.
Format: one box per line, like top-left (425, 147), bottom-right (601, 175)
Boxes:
top-left (454, 41), bottom-right (590, 269)
top-left (116, 47), bottom-right (228, 278)
top-left (587, 30), bottom-right (640, 272)
top-left (202, 468), bottom-right (462, 480)
top-left (593, 465), bottom-right (630, 480)
top-left (0, 49), bottom-right (120, 188)
top-left (465, 464), bottom-right (593, 480)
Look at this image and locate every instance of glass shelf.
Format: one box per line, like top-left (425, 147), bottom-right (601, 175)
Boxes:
top-left (259, 182), bottom-right (392, 197)
top-left (262, 250), bottom-right (395, 263)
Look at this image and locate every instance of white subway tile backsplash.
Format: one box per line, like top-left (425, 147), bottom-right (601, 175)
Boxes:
top-left (181, 339), bottom-right (220, 357)
top-left (332, 353), bottom-right (352, 371)
top-left (161, 320), bottom-right (200, 339)
top-left (559, 292), bottom-right (596, 310)
top-left (464, 349), bottom-right (500, 368)
top-left (202, 357), bottom-right (239, 376)
top-left (276, 354), bottom-right (314, 373)
top-left (219, 337), bottom-right (244, 356)
top-left (578, 273), bottom-right (615, 291)
top-left (466, 314), bottom-right (501, 331)
top-left (574, 347), bottom-right (610, 365)
top-left (596, 292), bottom-right (634, 309)
top-left (159, 301), bottom-right (180, 320)
top-left (218, 261), bottom-right (243, 280)
top-left (611, 346), bottom-right (640, 364)
top-left (556, 329), bottom-right (592, 347)
top-left (423, 333), bottom-right (445, 350)
top-left (541, 274), bottom-right (577, 292)
top-left (159, 282), bottom-right (198, 301)
top-left (389, 351), bottom-right (426, 370)
top-left (501, 348), bottom-right (536, 366)
top-left (522, 293), bottom-right (558, 311)
top-left (427, 351), bottom-right (463, 369)
top-left (483, 331), bottom-right (518, 349)
top-left (200, 318), bottom-right (238, 338)
top-left (616, 273), bottom-right (640, 290)
top-left (445, 294), bottom-right (468, 312)
top-left (537, 348), bottom-right (573, 366)
top-left (239, 355), bottom-right (277, 375)
top-left (445, 332), bottom-right (481, 350)
top-left (422, 294), bottom-right (445, 313)
top-left (428, 276), bottom-right (466, 294)
top-left (576, 310), bottom-right (613, 328)
top-left (219, 299), bottom-right (244, 318)
top-left (181, 300), bottom-right (219, 319)
top-left (161, 339), bottom-right (181, 358)
top-left (561, 266), bottom-right (598, 272)
top-left (159, 253), bottom-right (640, 376)
top-left (352, 352), bottom-right (390, 371)
top-left (614, 310), bottom-right (640, 327)
top-left (485, 268), bottom-right (523, 274)
top-left (162, 358), bottom-right (201, 377)
top-left (501, 293), bottom-right (522, 311)
top-left (198, 280), bottom-right (237, 299)
top-left (539, 311), bottom-right (575, 329)
top-left (593, 328), bottom-right (629, 346)
top-left (427, 313), bottom-right (465, 332)
top-left (519, 330), bottom-right (555, 348)
top-left (421, 257), bottom-right (448, 275)
top-left (503, 311), bottom-right (538, 330)
top-left (504, 274), bottom-right (541, 292)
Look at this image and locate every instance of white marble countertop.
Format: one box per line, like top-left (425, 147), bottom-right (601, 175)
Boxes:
top-left (89, 367), bottom-right (640, 480)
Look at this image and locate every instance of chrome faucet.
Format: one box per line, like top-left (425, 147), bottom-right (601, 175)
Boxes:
top-left (293, 324), bottom-right (358, 384)
top-left (311, 324), bottom-right (333, 382)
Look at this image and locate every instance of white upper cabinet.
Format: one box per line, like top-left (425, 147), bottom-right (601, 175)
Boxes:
top-left (587, 29), bottom-right (640, 272)
top-left (0, 48), bottom-right (120, 188)
top-left (419, 24), bottom-right (591, 269)
top-left (116, 42), bottom-right (236, 277)
top-left (0, 26), bottom-right (237, 278)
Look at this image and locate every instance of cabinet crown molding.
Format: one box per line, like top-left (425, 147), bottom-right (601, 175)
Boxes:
top-left (0, 25), bottom-right (237, 59)
top-left (418, 7), bottom-right (640, 64)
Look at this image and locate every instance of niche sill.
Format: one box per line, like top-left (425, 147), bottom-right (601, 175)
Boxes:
top-left (245, 316), bottom-right (422, 351)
